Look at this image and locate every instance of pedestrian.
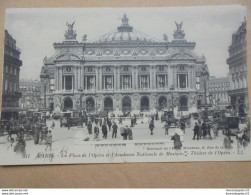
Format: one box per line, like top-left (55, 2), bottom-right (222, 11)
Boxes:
top-left (67, 117), bottom-right (71, 130)
top-left (107, 119), bottom-right (112, 131)
top-left (171, 131), bottom-right (182, 150)
top-left (119, 117), bottom-right (122, 125)
top-left (51, 120), bottom-right (55, 129)
top-left (85, 117), bottom-right (88, 126)
top-left (180, 120), bottom-right (186, 133)
top-left (193, 122), bottom-right (199, 140)
top-left (155, 111), bottom-right (159, 120)
top-left (33, 124), bottom-right (40, 145)
top-left (224, 134), bottom-right (232, 149)
top-left (87, 121), bottom-right (92, 134)
top-left (102, 123), bottom-right (108, 139)
top-left (130, 117), bottom-right (134, 127)
top-left (201, 122), bottom-right (206, 137)
top-left (242, 128), bottom-right (250, 149)
top-left (45, 130), bottom-right (52, 151)
top-left (95, 117), bottom-right (99, 125)
top-left (212, 123), bottom-right (218, 139)
top-left (112, 122), bottom-right (118, 138)
top-left (127, 126), bottom-right (133, 140)
top-left (198, 121), bottom-right (202, 139)
top-left (14, 135), bottom-right (26, 155)
top-left (164, 121), bottom-right (169, 135)
top-left (94, 124), bottom-right (99, 141)
top-left (134, 116), bottom-right (137, 125)
top-left (149, 121), bottom-right (155, 135)
top-left (122, 126), bottom-right (128, 140)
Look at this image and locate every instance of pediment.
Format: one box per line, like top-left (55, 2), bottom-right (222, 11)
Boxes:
top-left (56, 53), bottom-right (81, 61)
top-left (170, 53), bottom-right (195, 60)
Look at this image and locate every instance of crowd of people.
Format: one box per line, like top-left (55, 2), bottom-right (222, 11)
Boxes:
top-left (0, 109), bottom-right (250, 155)
top-left (0, 114), bottom-right (53, 155)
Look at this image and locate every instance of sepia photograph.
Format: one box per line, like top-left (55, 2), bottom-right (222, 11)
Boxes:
top-left (0, 5), bottom-right (250, 165)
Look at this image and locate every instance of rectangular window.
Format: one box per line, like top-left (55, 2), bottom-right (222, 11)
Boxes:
top-left (158, 75), bottom-right (166, 89)
top-left (50, 79), bottom-right (55, 91)
top-left (140, 75), bottom-right (149, 89)
top-left (178, 74), bottom-right (187, 88)
top-left (196, 77), bottom-right (200, 82)
top-left (122, 75), bottom-right (131, 90)
top-left (104, 76), bottom-right (113, 90)
top-left (196, 83), bottom-right (200, 90)
top-left (64, 76), bottom-right (73, 90)
top-left (87, 76), bottom-right (96, 90)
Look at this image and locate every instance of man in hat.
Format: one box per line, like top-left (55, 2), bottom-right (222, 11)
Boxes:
top-left (149, 121), bottom-right (155, 135)
top-left (102, 122), bottom-right (108, 139)
top-left (112, 122), bottom-right (118, 138)
top-left (45, 130), bottom-right (52, 151)
top-left (193, 122), bottom-right (199, 140)
top-left (94, 124), bottom-right (100, 141)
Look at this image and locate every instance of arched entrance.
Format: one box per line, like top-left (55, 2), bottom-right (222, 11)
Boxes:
top-left (122, 96), bottom-right (131, 113)
top-left (158, 96), bottom-right (167, 110)
top-left (179, 96), bottom-right (188, 111)
top-left (104, 97), bottom-right (113, 112)
top-left (140, 96), bottom-right (149, 112)
top-left (63, 97), bottom-right (73, 111)
top-left (86, 97), bottom-right (95, 113)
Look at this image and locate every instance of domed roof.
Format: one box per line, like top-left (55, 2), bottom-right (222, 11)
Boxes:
top-left (93, 14), bottom-right (160, 43)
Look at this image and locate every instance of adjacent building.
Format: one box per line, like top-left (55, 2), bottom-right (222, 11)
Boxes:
top-left (227, 19), bottom-right (249, 117)
top-left (19, 79), bottom-right (42, 111)
top-left (41, 14), bottom-right (209, 113)
top-left (1, 30), bottom-right (22, 119)
top-left (209, 76), bottom-right (230, 108)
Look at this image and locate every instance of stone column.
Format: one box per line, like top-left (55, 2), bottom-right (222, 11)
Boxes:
top-left (54, 67), bottom-right (58, 91)
top-left (186, 74), bottom-right (188, 89)
top-left (169, 65), bottom-right (172, 88)
top-left (114, 67), bottom-right (117, 91)
top-left (59, 67), bottom-right (62, 90)
top-left (153, 67), bottom-right (156, 90)
top-left (177, 74), bottom-right (180, 89)
top-left (136, 67), bottom-right (139, 90)
top-left (96, 67), bottom-right (98, 90)
top-left (118, 68), bottom-right (120, 90)
top-left (72, 76), bottom-right (74, 90)
top-left (78, 66), bottom-right (81, 89)
top-left (99, 67), bottom-right (102, 91)
top-left (85, 76), bottom-right (87, 90)
top-left (81, 66), bottom-right (84, 90)
top-left (75, 67), bottom-right (78, 90)
top-left (132, 66), bottom-right (135, 90)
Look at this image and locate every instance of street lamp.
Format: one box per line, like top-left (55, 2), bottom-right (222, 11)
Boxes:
top-left (78, 87), bottom-right (84, 127)
top-left (78, 87), bottom-right (84, 110)
top-left (198, 68), bottom-right (213, 140)
top-left (40, 66), bottom-right (50, 124)
top-left (170, 85), bottom-right (175, 113)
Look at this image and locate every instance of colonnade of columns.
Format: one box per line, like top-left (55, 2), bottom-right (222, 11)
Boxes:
top-left (54, 65), bottom-right (195, 92)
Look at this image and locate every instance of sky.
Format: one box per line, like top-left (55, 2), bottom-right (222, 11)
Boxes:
top-left (4, 5), bottom-right (246, 80)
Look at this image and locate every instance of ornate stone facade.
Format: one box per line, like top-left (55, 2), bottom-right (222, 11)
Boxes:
top-left (19, 79), bottom-right (42, 111)
top-left (209, 76), bottom-right (230, 107)
top-left (41, 14), bottom-right (208, 113)
top-left (1, 30), bottom-right (22, 119)
top-left (227, 19), bottom-right (249, 117)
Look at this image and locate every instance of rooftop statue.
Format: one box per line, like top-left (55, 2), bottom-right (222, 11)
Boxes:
top-left (118, 13), bottom-right (133, 32)
top-left (66, 21), bottom-right (75, 34)
top-left (173, 21), bottom-right (185, 39)
top-left (121, 13), bottom-right (129, 26)
top-left (64, 21), bottom-right (77, 40)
